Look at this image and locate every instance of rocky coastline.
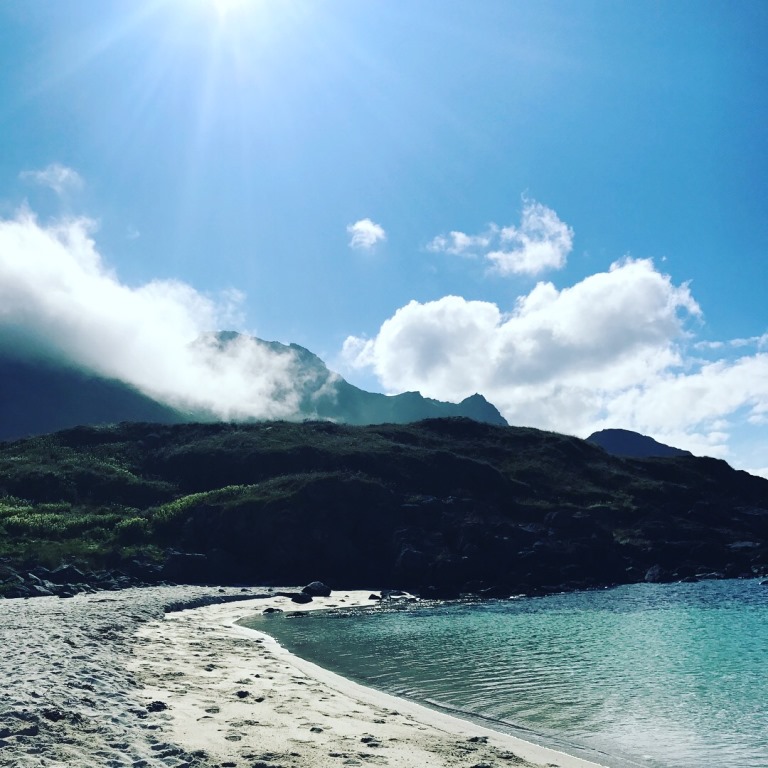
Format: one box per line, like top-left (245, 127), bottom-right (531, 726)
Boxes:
top-left (2, 546), bottom-right (766, 605)
top-left (2, 419), bottom-right (767, 604)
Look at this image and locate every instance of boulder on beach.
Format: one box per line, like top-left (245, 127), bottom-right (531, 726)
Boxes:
top-left (302, 580), bottom-right (332, 597)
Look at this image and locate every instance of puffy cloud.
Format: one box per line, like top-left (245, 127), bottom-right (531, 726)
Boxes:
top-left (19, 163), bottom-right (84, 197)
top-left (600, 355), bottom-right (768, 436)
top-left (344, 258), bottom-right (699, 397)
top-left (428, 199), bottom-right (573, 275)
top-left (0, 209), bottom-right (306, 420)
top-left (342, 257), bottom-right (768, 465)
top-left (347, 218), bottom-right (386, 250)
top-left (343, 295), bottom-right (503, 398)
top-left (488, 200), bottom-right (574, 275)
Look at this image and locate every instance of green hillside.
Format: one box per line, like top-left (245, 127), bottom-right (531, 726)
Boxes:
top-left (1, 418), bottom-right (766, 596)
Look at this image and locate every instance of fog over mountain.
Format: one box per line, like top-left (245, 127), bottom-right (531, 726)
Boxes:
top-left (1, 210), bottom-right (766, 477)
top-left (0, 212), bottom-right (507, 438)
top-left (0, 213), bottom-right (305, 421)
top-left (0, 328), bottom-right (506, 441)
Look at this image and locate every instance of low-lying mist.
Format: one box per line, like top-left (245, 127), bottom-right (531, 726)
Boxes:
top-left (0, 210), bottom-right (308, 420)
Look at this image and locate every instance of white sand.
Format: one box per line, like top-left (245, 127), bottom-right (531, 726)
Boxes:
top-left (0, 586), bottom-right (610, 768)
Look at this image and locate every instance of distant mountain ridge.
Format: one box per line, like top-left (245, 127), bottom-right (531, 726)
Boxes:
top-left (0, 333), bottom-right (507, 441)
top-left (587, 428), bottom-right (692, 458)
top-left (0, 354), bottom-right (187, 442)
top-left (225, 333), bottom-right (507, 428)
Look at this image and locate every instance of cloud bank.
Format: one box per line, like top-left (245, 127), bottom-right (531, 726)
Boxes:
top-left (347, 218), bottom-right (386, 250)
top-left (343, 257), bottom-right (768, 473)
top-left (0, 209), bottom-right (306, 420)
top-left (428, 199), bottom-right (574, 275)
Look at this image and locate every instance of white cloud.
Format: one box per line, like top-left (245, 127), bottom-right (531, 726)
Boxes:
top-left (489, 200), bottom-right (573, 275)
top-left (344, 258), bottom-right (699, 396)
top-left (0, 209), bottom-right (306, 420)
top-left (19, 163), bottom-right (84, 197)
top-left (347, 218), bottom-right (386, 250)
top-left (341, 257), bottom-right (768, 467)
top-left (427, 230), bottom-right (491, 256)
top-left (695, 333), bottom-right (768, 351)
top-left (428, 199), bottom-right (574, 275)
top-left (340, 335), bottom-right (375, 369)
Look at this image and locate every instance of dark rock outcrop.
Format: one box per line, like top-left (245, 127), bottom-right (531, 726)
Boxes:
top-left (48, 565), bottom-right (86, 584)
top-left (161, 553), bottom-right (210, 583)
top-left (644, 565), bottom-right (674, 583)
top-left (302, 581), bottom-right (332, 597)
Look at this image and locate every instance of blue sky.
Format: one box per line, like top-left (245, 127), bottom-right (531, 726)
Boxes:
top-left (0, 0), bottom-right (767, 475)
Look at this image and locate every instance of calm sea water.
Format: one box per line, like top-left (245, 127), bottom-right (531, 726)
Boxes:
top-left (241, 580), bottom-right (768, 768)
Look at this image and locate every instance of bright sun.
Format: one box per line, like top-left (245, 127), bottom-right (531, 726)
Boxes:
top-left (211, 0), bottom-right (249, 18)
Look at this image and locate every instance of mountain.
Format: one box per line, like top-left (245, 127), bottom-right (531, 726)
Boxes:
top-left (232, 334), bottom-right (507, 427)
top-left (0, 354), bottom-right (186, 442)
top-left (587, 428), bottom-right (692, 458)
top-left (1, 418), bottom-right (766, 598)
top-left (0, 334), bottom-right (507, 441)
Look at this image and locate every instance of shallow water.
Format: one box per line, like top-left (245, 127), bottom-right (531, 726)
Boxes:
top-left (242, 580), bottom-right (768, 768)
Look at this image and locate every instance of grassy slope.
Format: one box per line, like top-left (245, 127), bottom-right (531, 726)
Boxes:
top-left (0, 418), bottom-right (766, 589)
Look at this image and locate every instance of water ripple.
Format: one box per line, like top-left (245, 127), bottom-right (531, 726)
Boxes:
top-left (243, 580), bottom-right (768, 768)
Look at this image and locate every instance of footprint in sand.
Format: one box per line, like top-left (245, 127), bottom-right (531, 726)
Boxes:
top-left (358, 755), bottom-right (388, 765)
top-left (497, 752), bottom-right (527, 763)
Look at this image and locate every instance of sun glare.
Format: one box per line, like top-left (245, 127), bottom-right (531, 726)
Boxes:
top-left (211, 0), bottom-right (249, 18)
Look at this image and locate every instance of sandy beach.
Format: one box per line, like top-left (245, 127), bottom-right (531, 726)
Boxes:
top-left (1, 586), bottom-right (608, 768)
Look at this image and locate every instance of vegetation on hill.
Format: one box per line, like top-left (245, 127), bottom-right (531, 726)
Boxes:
top-left (0, 418), bottom-right (766, 595)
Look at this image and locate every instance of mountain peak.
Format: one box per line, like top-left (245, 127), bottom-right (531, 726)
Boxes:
top-left (587, 428), bottom-right (691, 459)
top-left (0, 332), bottom-right (508, 439)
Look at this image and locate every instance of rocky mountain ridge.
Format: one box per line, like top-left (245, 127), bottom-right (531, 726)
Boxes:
top-left (0, 334), bottom-right (506, 441)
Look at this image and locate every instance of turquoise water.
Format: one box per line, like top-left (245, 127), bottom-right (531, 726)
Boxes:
top-left (242, 580), bottom-right (768, 768)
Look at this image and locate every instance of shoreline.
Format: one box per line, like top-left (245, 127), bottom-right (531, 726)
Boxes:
top-left (240, 598), bottom-right (657, 768)
top-left (131, 590), bottom-right (610, 768)
top-left (1, 584), bottom-right (612, 768)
